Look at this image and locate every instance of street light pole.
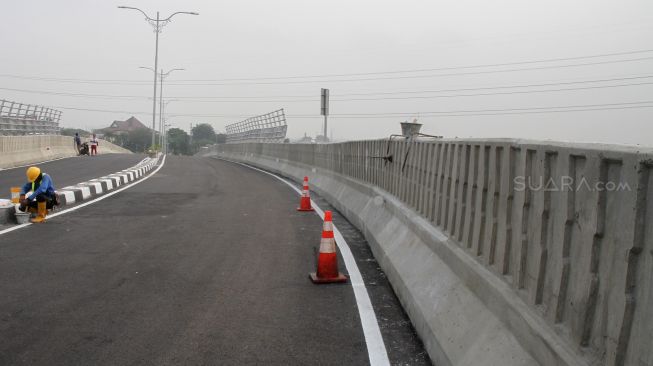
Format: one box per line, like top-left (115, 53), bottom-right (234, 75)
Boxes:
top-left (158, 69), bottom-right (184, 150)
top-left (164, 123), bottom-right (172, 155)
top-left (161, 100), bottom-right (177, 155)
top-left (151, 11), bottom-right (159, 149)
top-left (118, 6), bottom-right (198, 150)
top-left (138, 66), bottom-right (183, 153)
top-left (159, 69), bottom-right (163, 148)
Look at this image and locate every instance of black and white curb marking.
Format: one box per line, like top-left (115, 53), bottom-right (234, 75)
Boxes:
top-left (56, 156), bottom-right (160, 205)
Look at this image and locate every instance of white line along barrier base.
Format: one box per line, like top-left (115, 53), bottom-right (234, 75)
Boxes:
top-left (224, 159), bottom-right (391, 366)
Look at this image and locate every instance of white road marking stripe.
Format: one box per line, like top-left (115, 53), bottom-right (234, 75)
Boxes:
top-left (0, 156), bottom-right (166, 236)
top-left (224, 159), bottom-right (391, 366)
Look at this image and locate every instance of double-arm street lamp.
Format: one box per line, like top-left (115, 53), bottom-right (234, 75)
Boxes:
top-left (159, 98), bottom-right (179, 153)
top-left (118, 6), bottom-right (198, 149)
top-left (138, 67), bottom-right (184, 149)
top-left (164, 122), bottom-right (173, 155)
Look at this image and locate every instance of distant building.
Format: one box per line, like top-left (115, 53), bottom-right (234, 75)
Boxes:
top-left (96, 116), bottom-right (149, 137)
top-left (315, 135), bottom-right (329, 143)
top-left (297, 133), bottom-right (313, 143)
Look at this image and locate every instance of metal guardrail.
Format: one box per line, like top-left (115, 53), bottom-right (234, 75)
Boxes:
top-left (225, 109), bottom-right (287, 143)
top-left (0, 99), bottom-right (62, 136)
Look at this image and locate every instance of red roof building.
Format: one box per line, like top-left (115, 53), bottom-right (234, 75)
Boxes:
top-left (98, 116), bottom-right (150, 135)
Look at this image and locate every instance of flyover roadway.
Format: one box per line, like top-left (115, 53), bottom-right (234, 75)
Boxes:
top-left (0, 156), bottom-right (430, 365)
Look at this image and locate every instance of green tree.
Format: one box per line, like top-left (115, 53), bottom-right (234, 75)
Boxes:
top-left (190, 123), bottom-right (217, 154)
top-left (216, 133), bottom-right (227, 144)
top-left (191, 123), bottom-right (216, 143)
top-left (167, 128), bottom-right (190, 155)
top-left (104, 129), bottom-right (155, 153)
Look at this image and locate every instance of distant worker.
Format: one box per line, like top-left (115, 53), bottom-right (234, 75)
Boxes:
top-left (74, 132), bottom-right (82, 155)
top-left (90, 133), bottom-right (99, 156)
top-left (18, 166), bottom-right (57, 223)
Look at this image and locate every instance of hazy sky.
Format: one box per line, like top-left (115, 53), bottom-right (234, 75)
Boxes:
top-left (1, 0), bottom-right (652, 145)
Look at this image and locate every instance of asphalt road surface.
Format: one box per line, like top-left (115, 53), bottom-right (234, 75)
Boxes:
top-left (0, 156), bottom-right (430, 365)
top-left (0, 154), bottom-right (145, 194)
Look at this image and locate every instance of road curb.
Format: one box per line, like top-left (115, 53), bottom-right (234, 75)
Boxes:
top-left (55, 155), bottom-right (160, 206)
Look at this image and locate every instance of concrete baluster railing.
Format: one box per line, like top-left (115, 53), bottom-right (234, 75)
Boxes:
top-left (209, 140), bottom-right (653, 366)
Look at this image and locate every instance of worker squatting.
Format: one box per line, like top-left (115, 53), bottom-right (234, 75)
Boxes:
top-left (17, 166), bottom-right (58, 223)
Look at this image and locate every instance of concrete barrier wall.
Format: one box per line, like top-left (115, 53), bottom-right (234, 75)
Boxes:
top-left (0, 135), bottom-right (131, 169)
top-left (207, 139), bottom-right (653, 366)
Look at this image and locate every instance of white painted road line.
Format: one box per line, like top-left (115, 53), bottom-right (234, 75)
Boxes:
top-left (0, 156), bottom-right (166, 236)
top-left (226, 159), bottom-right (391, 366)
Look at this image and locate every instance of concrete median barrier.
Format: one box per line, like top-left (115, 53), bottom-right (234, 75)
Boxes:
top-left (55, 156), bottom-right (158, 206)
top-left (0, 135), bottom-right (132, 169)
top-left (205, 139), bottom-right (653, 366)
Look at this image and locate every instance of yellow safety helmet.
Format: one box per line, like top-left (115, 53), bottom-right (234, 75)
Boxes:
top-left (26, 166), bottom-right (41, 182)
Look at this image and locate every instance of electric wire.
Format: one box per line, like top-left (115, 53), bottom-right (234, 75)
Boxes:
top-left (2, 48), bottom-right (652, 83)
top-left (1, 55), bottom-right (652, 86)
top-left (2, 75), bottom-right (652, 102)
top-left (53, 101), bottom-right (653, 118)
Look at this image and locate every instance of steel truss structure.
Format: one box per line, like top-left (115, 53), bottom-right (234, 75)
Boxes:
top-left (225, 109), bottom-right (287, 143)
top-left (0, 99), bottom-right (62, 135)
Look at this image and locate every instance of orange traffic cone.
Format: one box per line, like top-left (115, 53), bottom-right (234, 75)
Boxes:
top-left (297, 176), bottom-right (314, 212)
top-left (310, 210), bottom-right (347, 284)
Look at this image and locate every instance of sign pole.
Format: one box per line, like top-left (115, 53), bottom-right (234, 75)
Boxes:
top-left (320, 88), bottom-right (329, 142)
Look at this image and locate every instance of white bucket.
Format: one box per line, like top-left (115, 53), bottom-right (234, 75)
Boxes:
top-left (14, 211), bottom-right (30, 225)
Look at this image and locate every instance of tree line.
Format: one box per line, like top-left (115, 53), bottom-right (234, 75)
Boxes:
top-left (63, 124), bottom-right (225, 154)
top-left (167, 124), bottom-right (226, 155)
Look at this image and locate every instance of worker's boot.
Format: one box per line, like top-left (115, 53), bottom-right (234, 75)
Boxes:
top-left (30, 201), bottom-right (47, 223)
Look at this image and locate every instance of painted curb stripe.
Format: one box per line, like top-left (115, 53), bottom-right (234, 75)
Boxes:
top-left (90, 178), bottom-right (113, 191)
top-left (58, 156), bottom-right (161, 206)
top-left (75, 186), bottom-right (91, 200)
top-left (57, 191), bottom-right (75, 205)
top-left (81, 182), bottom-right (103, 195)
